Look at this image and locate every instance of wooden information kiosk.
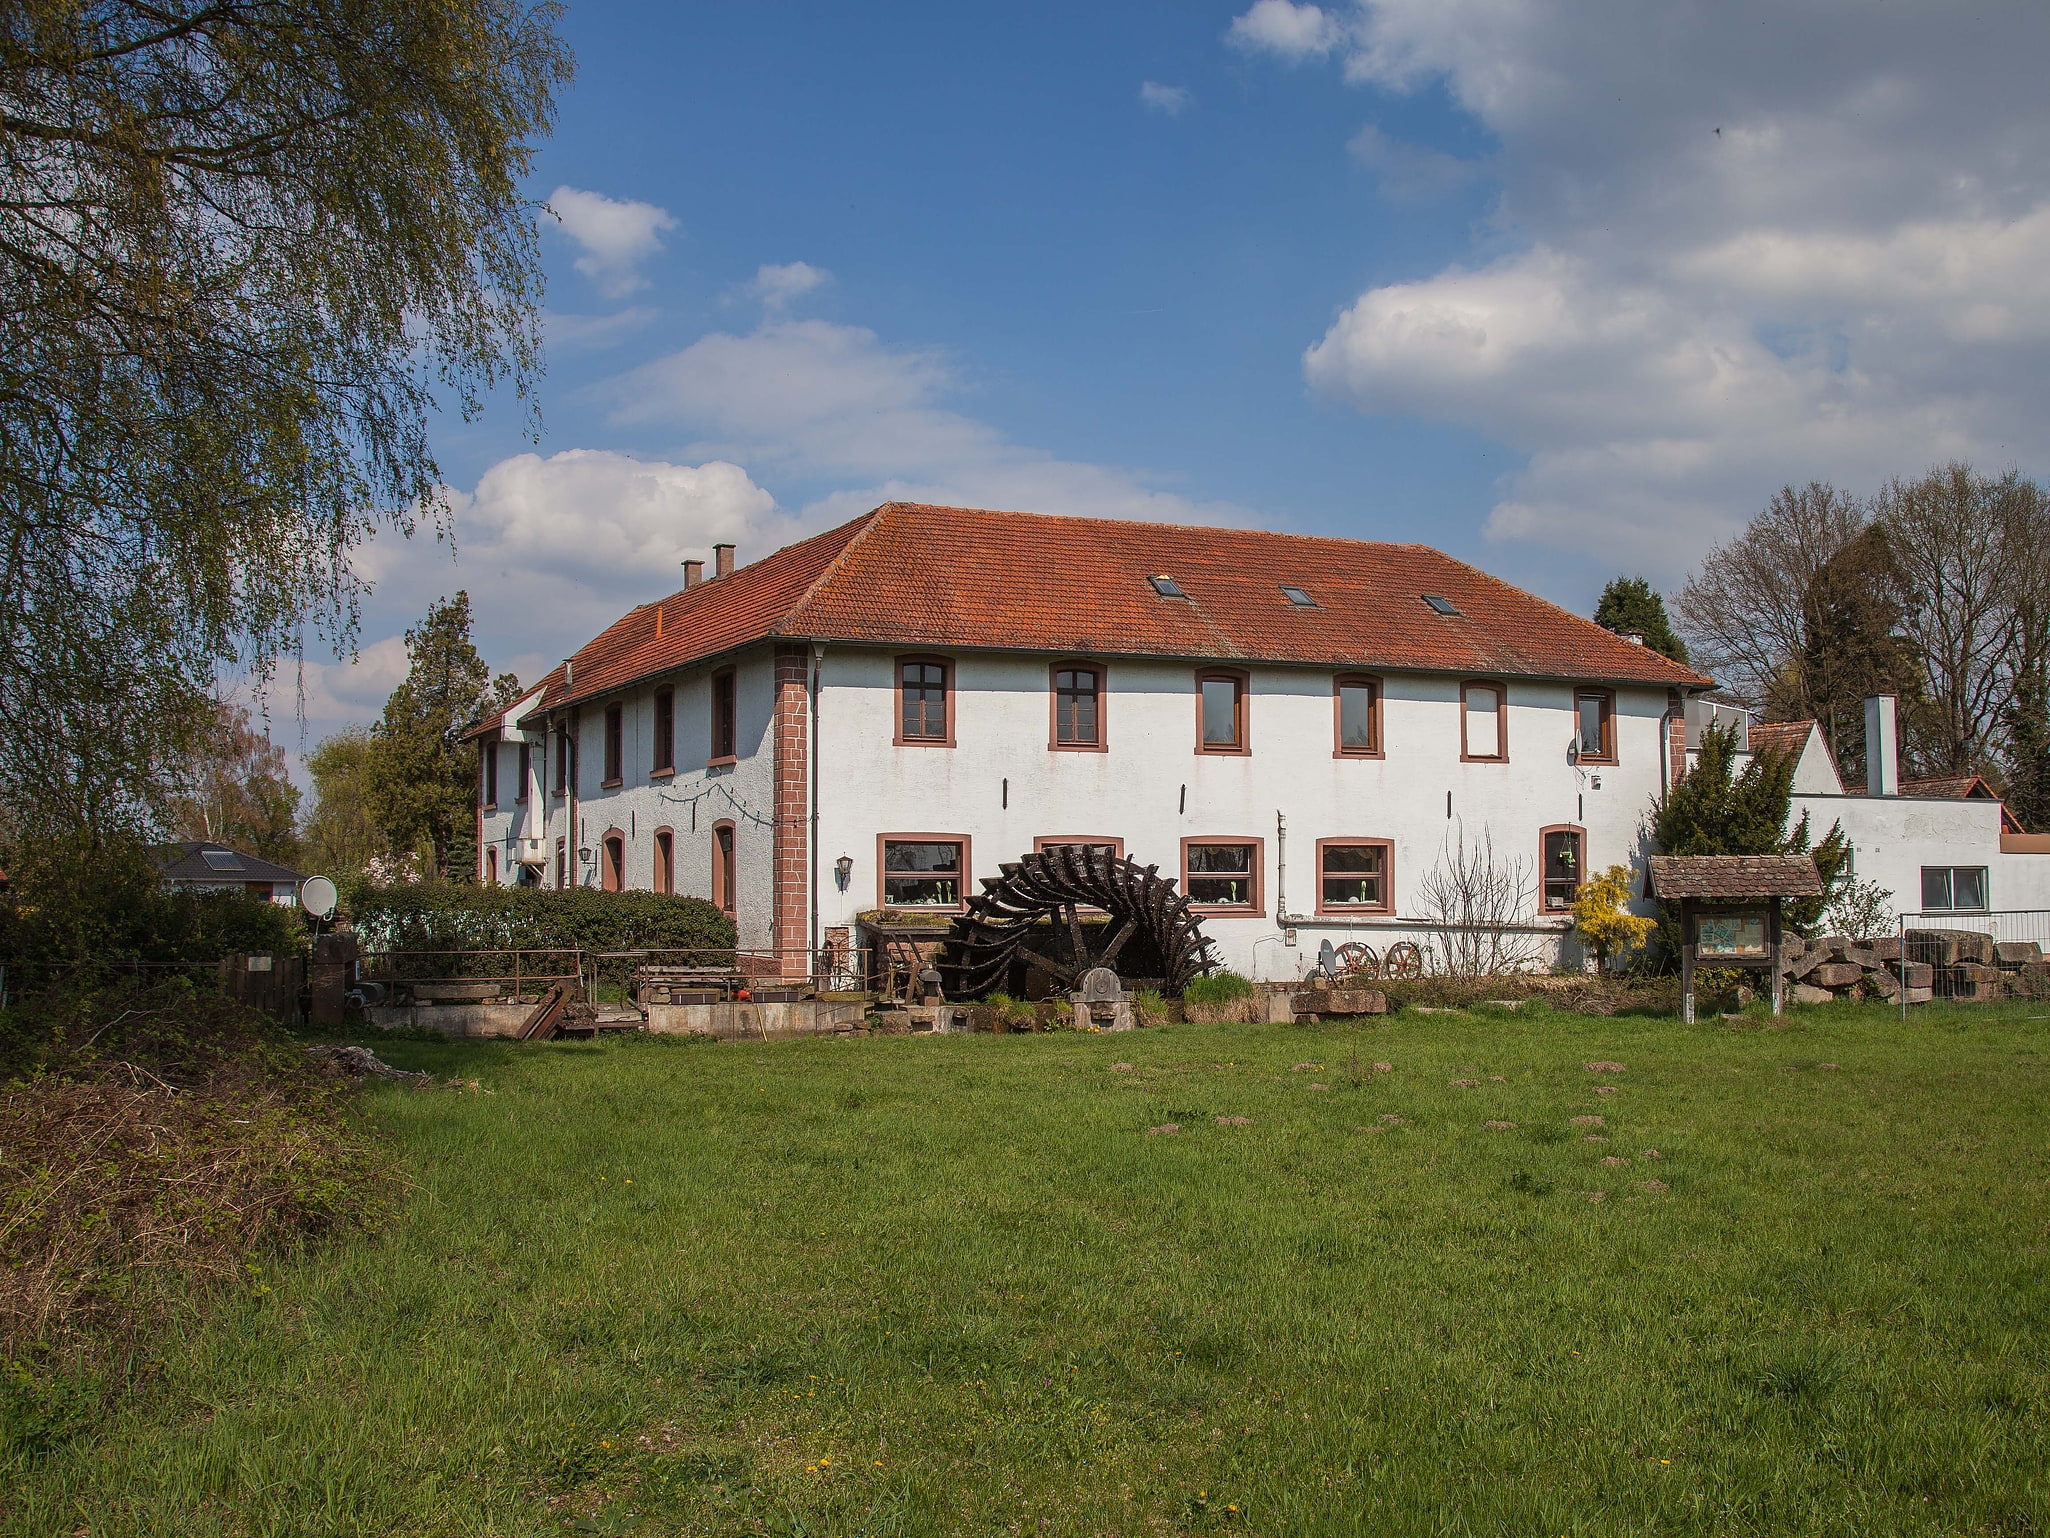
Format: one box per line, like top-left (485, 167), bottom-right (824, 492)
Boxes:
top-left (1645, 855), bottom-right (1823, 1023)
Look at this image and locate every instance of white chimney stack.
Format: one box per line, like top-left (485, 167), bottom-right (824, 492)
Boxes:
top-left (1865, 695), bottom-right (1899, 796)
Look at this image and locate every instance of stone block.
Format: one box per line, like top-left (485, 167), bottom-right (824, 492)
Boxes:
top-left (1293, 988), bottom-right (1387, 1018)
top-left (1893, 961), bottom-right (1934, 987)
top-left (1843, 945), bottom-right (1879, 969)
top-left (1995, 940), bottom-right (2044, 966)
top-left (1808, 962), bottom-right (1863, 987)
top-left (1955, 962), bottom-right (2004, 983)
top-left (1902, 986), bottom-right (1933, 1005)
top-left (1791, 983), bottom-right (1835, 1006)
top-left (1868, 936), bottom-right (1903, 962)
top-left (1787, 948), bottom-right (1829, 981)
top-left (1816, 934), bottom-right (1853, 959)
top-left (1907, 929), bottom-right (1994, 966)
top-left (1866, 967), bottom-right (1900, 999)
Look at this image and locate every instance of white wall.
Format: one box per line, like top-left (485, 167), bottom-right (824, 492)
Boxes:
top-left (1795, 793), bottom-right (2050, 920)
top-left (477, 645), bottom-right (782, 947)
top-left (814, 647), bottom-right (1673, 980)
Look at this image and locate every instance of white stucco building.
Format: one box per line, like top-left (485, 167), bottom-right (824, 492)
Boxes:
top-left (469, 502), bottom-right (1734, 984)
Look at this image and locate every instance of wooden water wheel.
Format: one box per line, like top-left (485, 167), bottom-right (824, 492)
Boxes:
top-left (944, 845), bottom-right (1217, 999)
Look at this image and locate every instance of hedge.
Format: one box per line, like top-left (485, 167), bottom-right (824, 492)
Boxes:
top-left (350, 886), bottom-right (735, 958)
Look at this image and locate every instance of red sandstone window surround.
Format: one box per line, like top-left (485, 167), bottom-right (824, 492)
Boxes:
top-left (879, 834), bottom-right (969, 911)
top-left (653, 828), bottom-right (674, 895)
top-left (1050, 662), bottom-right (1106, 751)
top-left (896, 656), bottom-right (954, 746)
top-left (1181, 836), bottom-right (1264, 914)
top-left (1574, 688), bottom-right (1616, 764)
top-left (1316, 838), bottom-right (1394, 915)
top-left (713, 821), bottom-right (737, 916)
top-left (601, 830), bottom-right (626, 893)
top-left (1541, 825), bottom-right (1585, 911)
top-left (1195, 669), bottom-right (1249, 755)
top-left (710, 669), bottom-right (737, 764)
top-left (1460, 680), bottom-right (1509, 762)
top-left (1333, 674), bottom-right (1383, 758)
top-left (653, 687), bottom-right (676, 774)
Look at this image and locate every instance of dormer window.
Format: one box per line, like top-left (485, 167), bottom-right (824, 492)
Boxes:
top-left (1149, 575), bottom-right (1186, 598)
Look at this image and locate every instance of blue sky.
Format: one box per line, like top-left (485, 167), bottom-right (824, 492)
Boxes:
top-left (299, 0), bottom-right (2050, 746)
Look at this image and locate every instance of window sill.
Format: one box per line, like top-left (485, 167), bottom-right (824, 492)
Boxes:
top-left (1460, 755), bottom-right (1510, 765)
top-left (481, 803), bottom-right (497, 813)
top-left (1314, 906), bottom-right (1394, 919)
top-left (705, 755), bottom-right (738, 770)
top-left (1332, 749), bottom-right (1385, 760)
top-left (649, 766), bottom-right (676, 780)
top-left (600, 778), bottom-right (623, 789)
top-left (894, 737), bottom-right (956, 749)
top-left (1575, 755), bottom-right (1618, 767)
top-left (1048, 741), bottom-right (1107, 753)
top-left (1195, 746), bottom-right (1251, 758)
top-left (1188, 904), bottom-right (1265, 918)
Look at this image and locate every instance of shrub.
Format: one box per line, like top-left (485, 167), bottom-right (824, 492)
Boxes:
top-left (349, 885), bottom-right (734, 960)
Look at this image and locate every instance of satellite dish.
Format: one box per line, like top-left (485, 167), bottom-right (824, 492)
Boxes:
top-left (300, 875), bottom-right (339, 920)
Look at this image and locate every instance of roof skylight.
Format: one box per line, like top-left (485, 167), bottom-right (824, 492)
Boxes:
top-left (1280, 584), bottom-right (1316, 607)
top-left (1149, 575), bottom-right (1187, 598)
top-left (1422, 594), bottom-right (1461, 616)
top-left (200, 849), bottom-right (245, 871)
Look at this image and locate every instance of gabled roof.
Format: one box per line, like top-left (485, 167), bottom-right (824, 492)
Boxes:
top-left (1646, 855), bottom-right (1823, 899)
top-left (490, 502), bottom-right (1712, 727)
top-left (1746, 720), bottom-right (1817, 758)
top-left (158, 841), bottom-right (302, 885)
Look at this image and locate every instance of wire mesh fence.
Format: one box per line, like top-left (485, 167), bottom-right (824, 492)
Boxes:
top-left (1896, 910), bottom-right (2050, 1019)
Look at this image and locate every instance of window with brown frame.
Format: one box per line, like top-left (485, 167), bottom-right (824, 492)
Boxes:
top-left (897, 657), bottom-right (952, 744)
top-left (1541, 826), bottom-right (1584, 911)
top-left (1317, 839), bottom-right (1394, 914)
top-left (486, 847), bottom-right (498, 886)
top-left (711, 670), bottom-right (737, 762)
top-left (1196, 670), bottom-right (1248, 754)
top-left (554, 836), bottom-right (567, 889)
top-left (653, 829), bottom-right (674, 896)
top-left (879, 836), bottom-right (968, 910)
top-left (1182, 838), bottom-right (1262, 912)
top-left (516, 741), bottom-right (531, 802)
top-left (653, 687), bottom-right (675, 773)
top-left (713, 822), bottom-right (737, 915)
top-left (481, 743), bottom-right (497, 808)
top-left (1461, 680), bottom-right (1507, 761)
top-left (603, 703), bottom-right (624, 785)
top-left (1574, 688), bottom-right (1615, 763)
top-left (553, 723), bottom-right (569, 796)
top-left (1051, 664), bottom-right (1103, 749)
top-left (1334, 675), bottom-right (1382, 757)
top-left (602, 832), bottom-right (626, 893)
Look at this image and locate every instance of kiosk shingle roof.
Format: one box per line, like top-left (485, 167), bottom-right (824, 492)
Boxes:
top-left (1646, 855), bottom-right (1823, 899)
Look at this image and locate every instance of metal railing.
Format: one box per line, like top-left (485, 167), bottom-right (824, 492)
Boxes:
top-left (1895, 910), bottom-right (2050, 1021)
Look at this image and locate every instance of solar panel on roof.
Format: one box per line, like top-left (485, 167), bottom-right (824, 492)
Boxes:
top-left (200, 849), bottom-right (245, 871)
top-left (1149, 575), bottom-right (1186, 598)
top-left (1280, 584), bottom-right (1316, 607)
top-left (1422, 594), bottom-right (1460, 616)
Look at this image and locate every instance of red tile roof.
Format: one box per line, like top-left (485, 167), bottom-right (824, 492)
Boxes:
top-left (1746, 720), bottom-right (1817, 758)
top-left (497, 502), bottom-right (1712, 724)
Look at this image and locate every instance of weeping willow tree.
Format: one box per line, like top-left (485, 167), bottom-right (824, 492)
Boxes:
top-left (0, 1), bottom-right (572, 839)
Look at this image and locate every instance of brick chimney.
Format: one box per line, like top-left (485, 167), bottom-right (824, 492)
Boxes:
top-left (713, 543), bottom-right (735, 579)
top-left (682, 559), bottom-right (704, 588)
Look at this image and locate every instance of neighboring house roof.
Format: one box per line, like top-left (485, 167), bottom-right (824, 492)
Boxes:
top-left (158, 841), bottom-right (302, 886)
top-left (1746, 720), bottom-right (1816, 758)
top-left (482, 503), bottom-right (1712, 730)
top-left (1838, 772), bottom-right (2022, 830)
top-left (1646, 855), bottom-right (1824, 900)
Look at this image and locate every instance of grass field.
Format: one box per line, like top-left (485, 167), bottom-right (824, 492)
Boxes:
top-left (7, 1002), bottom-right (2049, 1536)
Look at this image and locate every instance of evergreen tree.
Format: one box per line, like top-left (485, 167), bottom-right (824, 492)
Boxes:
top-left (1652, 722), bottom-right (1850, 939)
top-left (1792, 526), bottom-right (1924, 786)
top-left (1593, 577), bottom-right (1689, 663)
top-left (366, 594), bottom-right (517, 882)
top-left (2004, 664), bottom-right (2050, 834)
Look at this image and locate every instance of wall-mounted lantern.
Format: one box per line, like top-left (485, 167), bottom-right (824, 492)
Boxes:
top-left (834, 854), bottom-right (853, 892)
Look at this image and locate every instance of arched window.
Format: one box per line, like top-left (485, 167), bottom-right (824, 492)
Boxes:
top-left (713, 821), bottom-right (737, 916)
top-left (601, 831), bottom-right (626, 893)
top-left (653, 828), bottom-right (675, 896)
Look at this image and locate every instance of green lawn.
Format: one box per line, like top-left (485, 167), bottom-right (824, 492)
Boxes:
top-left (10, 1003), bottom-right (2050, 1536)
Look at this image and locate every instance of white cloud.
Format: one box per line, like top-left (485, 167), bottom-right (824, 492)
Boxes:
top-left (548, 186), bottom-right (679, 299)
top-left (1227, 0), bottom-right (1345, 62)
top-left (1235, 0), bottom-right (2050, 574)
top-left (1140, 81), bottom-right (1192, 115)
top-left (607, 318), bottom-right (1249, 527)
top-left (745, 261), bottom-right (831, 312)
top-left (1348, 124), bottom-right (1485, 201)
top-left (544, 307), bottom-right (659, 352)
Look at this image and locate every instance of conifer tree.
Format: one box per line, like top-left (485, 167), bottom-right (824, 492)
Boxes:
top-left (1593, 577), bottom-right (1689, 663)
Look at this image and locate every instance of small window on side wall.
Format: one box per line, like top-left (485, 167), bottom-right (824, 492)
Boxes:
top-left (711, 670), bottom-right (736, 762)
top-left (1922, 865), bottom-right (1988, 912)
top-left (1197, 671), bottom-right (1247, 754)
top-left (653, 687), bottom-right (675, 772)
top-left (653, 829), bottom-right (674, 896)
top-left (1052, 664), bottom-right (1102, 748)
top-left (1575, 688), bottom-right (1615, 763)
top-left (898, 658), bottom-right (951, 744)
top-left (482, 743), bottom-right (497, 807)
top-left (1318, 840), bottom-right (1391, 913)
top-left (1184, 840), bottom-right (1260, 911)
top-left (516, 741), bottom-right (531, 802)
top-left (1335, 675), bottom-right (1381, 756)
top-left (880, 837), bottom-right (966, 910)
top-left (1542, 827), bottom-right (1584, 911)
top-left (714, 822), bottom-right (737, 915)
top-left (1462, 681), bottom-right (1506, 761)
top-left (603, 703), bottom-right (623, 785)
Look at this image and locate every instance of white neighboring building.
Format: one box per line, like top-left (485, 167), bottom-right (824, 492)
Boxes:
top-left (1725, 702), bottom-right (2050, 924)
top-left (468, 503), bottom-right (1715, 984)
